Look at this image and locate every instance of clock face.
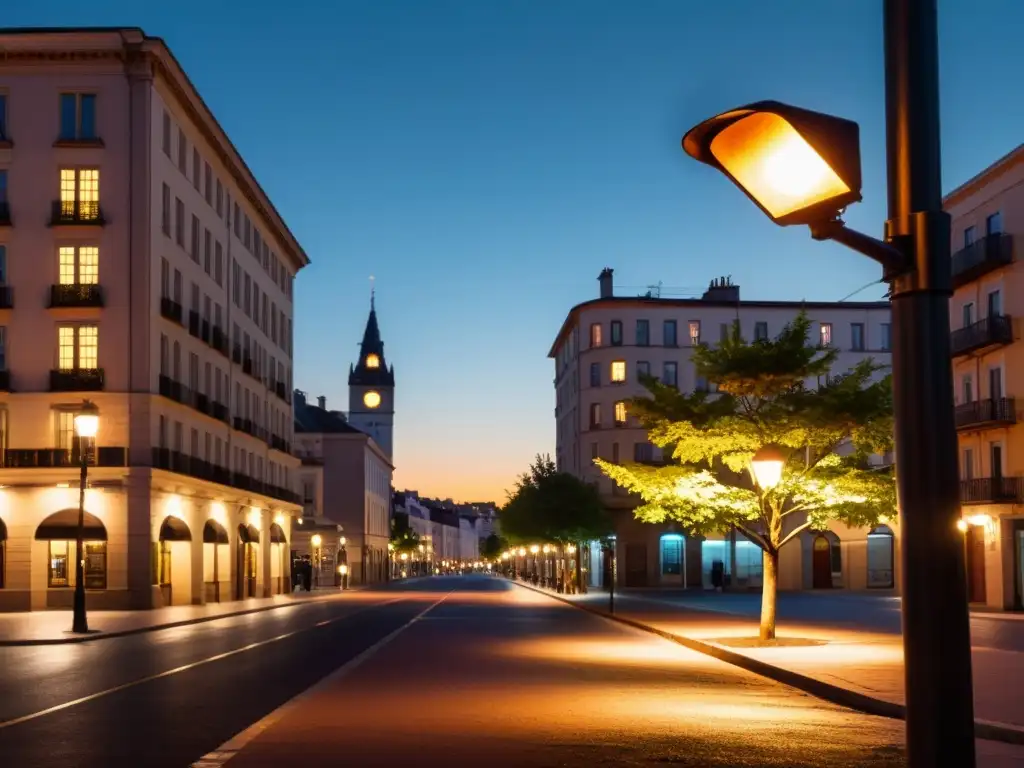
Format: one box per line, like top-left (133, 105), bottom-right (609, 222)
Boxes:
top-left (363, 390), bottom-right (382, 409)
top-left (366, 353), bottom-right (380, 369)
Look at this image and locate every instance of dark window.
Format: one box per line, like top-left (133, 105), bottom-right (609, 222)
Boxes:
top-left (59, 93), bottom-right (96, 140)
top-left (161, 184), bottom-right (170, 235)
top-left (162, 112), bottom-right (171, 156)
top-left (636, 319), bottom-right (650, 346)
top-left (851, 323), bottom-right (865, 351)
top-left (589, 403), bottom-right (601, 428)
top-left (830, 543), bottom-right (842, 573)
top-left (610, 321), bottom-right (623, 346)
top-left (964, 226), bottom-right (976, 247)
top-left (634, 442), bottom-right (653, 462)
top-left (754, 321), bottom-right (768, 341)
top-left (663, 320), bottom-right (677, 347)
top-left (636, 361), bottom-right (650, 380)
top-left (663, 361), bottom-right (678, 388)
top-left (590, 362), bottom-right (600, 387)
top-left (175, 198), bottom-right (184, 245)
top-left (611, 442), bottom-right (620, 462)
top-left (880, 323), bottom-right (891, 351)
top-left (0, 94), bottom-right (8, 140)
top-left (987, 211), bottom-right (1002, 236)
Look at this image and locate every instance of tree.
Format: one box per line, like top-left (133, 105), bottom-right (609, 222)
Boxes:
top-left (596, 313), bottom-right (895, 641)
top-left (501, 455), bottom-right (612, 545)
top-left (480, 533), bottom-right (507, 560)
top-left (390, 514), bottom-right (421, 554)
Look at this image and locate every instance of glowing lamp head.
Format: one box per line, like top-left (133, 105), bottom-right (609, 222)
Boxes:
top-left (956, 519), bottom-right (968, 533)
top-left (683, 101), bottom-right (862, 227)
top-left (339, 564), bottom-right (349, 575)
top-left (529, 545), bottom-right (540, 554)
top-left (567, 544), bottom-right (577, 554)
top-left (339, 536), bottom-right (347, 546)
top-left (750, 445), bottom-right (786, 490)
top-left (518, 547), bottom-right (526, 556)
top-left (74, 401), bottom-right (100, 438)
top-left (400, 552), bottom-right (408, 561)
top-left (418, 544), bottom-right (425, 552)
top-left (311, 534), bottom-right (322, 547)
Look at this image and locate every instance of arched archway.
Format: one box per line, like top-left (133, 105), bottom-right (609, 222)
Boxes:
top-left (236, 524), bottom-right (260, 599)
top-left (867, 524), bottom-right (895, 588)
top-left (269, 523), bottom-right (287, 594)
top-left (203, 521), bottom-right (229, 602)
top-left (812, 533), bottom-right (839, 588)
top-left (157, 516), bottom-right (192, 606)
top-left (35, 509), bottom-right (107, 590)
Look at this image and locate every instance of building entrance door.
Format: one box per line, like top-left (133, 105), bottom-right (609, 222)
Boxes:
top-left (624, 543), bottom-right (648, 587)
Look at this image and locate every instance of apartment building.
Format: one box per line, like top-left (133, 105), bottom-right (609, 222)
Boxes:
top-left (549, 268), bottom-right (896, 592)
top-left (946, 144), bottom-right (1024, 611)
top-left (0, 28), bottom-right (306, 611)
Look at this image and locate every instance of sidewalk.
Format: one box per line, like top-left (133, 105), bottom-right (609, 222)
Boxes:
top-left (515, 582), bottom-right (1024, 738)
top-left (0, 587), bottom-right (357, 645)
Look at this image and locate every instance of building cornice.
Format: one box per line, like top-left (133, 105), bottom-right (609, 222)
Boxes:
top-left (943, 143), bottom-right (1024, 209)
top-left (0, 27), bottom-right (310, 274)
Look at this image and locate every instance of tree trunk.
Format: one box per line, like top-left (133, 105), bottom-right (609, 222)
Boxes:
top-left (760, 548), bottom-right (779, 641)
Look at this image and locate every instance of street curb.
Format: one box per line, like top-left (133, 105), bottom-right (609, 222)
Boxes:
top-left (509, 580), bottom-right (1024, 746)
top-left (0, 588), bottom-right (367, 647)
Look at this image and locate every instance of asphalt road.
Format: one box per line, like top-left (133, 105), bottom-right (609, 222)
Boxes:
top-left (0, 577), bottom-right (1020, 767)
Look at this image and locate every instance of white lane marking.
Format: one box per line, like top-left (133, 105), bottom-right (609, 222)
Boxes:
top-left (0, 597), bottom-right (405, 731)
top-left (191, 590), bottom-right (453, 768)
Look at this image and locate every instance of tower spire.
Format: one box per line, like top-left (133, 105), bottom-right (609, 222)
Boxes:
top-left (369, 275), bottom-right (375, 311)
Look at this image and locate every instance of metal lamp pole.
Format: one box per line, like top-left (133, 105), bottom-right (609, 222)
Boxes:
top-left (72, 435), bottom-right (89, 634)
top-left (883, 1), bottom-right (975, 764)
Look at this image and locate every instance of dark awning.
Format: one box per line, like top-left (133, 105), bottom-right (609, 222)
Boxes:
top-left (159, 516), bottom-right (192, 542)
top-left (203, 520), bottom-right (229, 544)
top-left (269, 523), bottom-right (287, 543)
top-left (238, 523), bottom-right (260, 543)
top-left (35, 509), bottom-right (107, 541)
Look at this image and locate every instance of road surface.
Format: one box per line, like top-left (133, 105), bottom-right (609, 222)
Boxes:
top-left (0, 577), bottom-right (1019, 767)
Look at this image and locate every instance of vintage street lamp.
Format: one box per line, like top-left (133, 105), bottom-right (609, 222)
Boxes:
top-left (338, 536), bottom-right (348, 589)
top-left (750, 445), bottom-right (786, 490)
top-left (680, 3), bottom-right (972, 764)
top-left (71, 401), bottom-right (99, 634)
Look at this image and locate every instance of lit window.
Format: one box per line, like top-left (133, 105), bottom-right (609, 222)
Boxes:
top-left (590, 323), bottom-right (602, 348)
top-left (819, 322), bottom-right (832, 347)
top-left (610, 360), bottom-right (626, 382)
top-left (614, 401), bottom-right (627, 425)
top-left (689, 321), bottom-right (701, 345)
top-left (58, 325), bottom-right (98, 370)
top-left (364, 390), bottom-right (381, 409)
top-left (59, 168), bottom-right (100, 220)
top-left (59, 246), bottom-right (99, 284)
top-left (366, 353), bottom-right (380, 369)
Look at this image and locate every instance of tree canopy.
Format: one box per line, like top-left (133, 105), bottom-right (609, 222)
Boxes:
top-left (595, 313), bottom-right (895, 639)
top-left (501, 455), bottom-right (612, 544)
top-left (390, 514), bottom-right (422, 554)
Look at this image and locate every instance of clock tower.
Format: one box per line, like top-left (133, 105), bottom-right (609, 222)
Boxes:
top-left (348, 292), bottom-right (395, 460)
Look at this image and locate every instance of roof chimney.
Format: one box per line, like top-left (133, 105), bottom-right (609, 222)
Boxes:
top-left (317, 395), bottom-right (326, 410)
top-left (701, 275), bottom-right (740, 303)
top-left (598, 268), bottom-right (614, 299)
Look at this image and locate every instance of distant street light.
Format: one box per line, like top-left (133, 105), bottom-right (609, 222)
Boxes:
top-left (71, 400), bottom-right (99, 634)
top-left (680, 2), bottom-right (973, 764)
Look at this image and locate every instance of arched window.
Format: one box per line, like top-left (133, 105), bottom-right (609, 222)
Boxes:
top-left (36, 509), bottom-right (107, 589)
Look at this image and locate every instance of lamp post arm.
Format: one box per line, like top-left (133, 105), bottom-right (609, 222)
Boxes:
top-left (809, 218), bottom-right (912, 279)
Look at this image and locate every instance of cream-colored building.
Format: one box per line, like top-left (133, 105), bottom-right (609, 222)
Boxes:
top-left (946, 144), bottom-right (1024, 611)
top-left (0, 28), bottom-right (305, 611)
top-left (549, 268), bottom-right (898, 592)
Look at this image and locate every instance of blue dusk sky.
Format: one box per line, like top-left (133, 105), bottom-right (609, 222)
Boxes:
top-left (6, 1), bottom-right (1023, 501)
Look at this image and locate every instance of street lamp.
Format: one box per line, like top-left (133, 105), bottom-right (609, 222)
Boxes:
top-left (311, 534), bottom-right (322, 588)
top-left (71, 401), bottom-right (99, 634)
top-left (750, 445), bottom-right (786, 490)
top-left (338, 536), bottom-right (348, 589)
top-left (680, 3), bottom-right (973, 764)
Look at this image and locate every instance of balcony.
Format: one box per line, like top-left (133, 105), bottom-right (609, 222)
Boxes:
top-left (3, 447), bottom-right (126, 468)
top-left (50, 368), bottom-right (104, 391)
top-left (275, 381), bottom-right (287, 401)
top-left (212, 327), bottom-right (229, 357)
top-left (0, 286), bottom-right (12, 309)
top-left (159, 374), bottom-right (183, 403)
top-left (188, 311), bottom-right (200, 338)
top-left (151, 449), bottom-right (298, 503)
top-left (50, 200), bottom-right (104, 226)
top-left (955, 397), bottom-right (1017, 431)
top-left (49, 283), bottom-right (103, 308)
top-left (961, 476), bottom-right (1024, 505)
top-left (195, 392), bottom-right (210, 416)
top-left (201, 319), bottom-right (211, 344)
top-left (952, 233), bottom-right (1013, 289)
top-left (0, 370), bottom-right (9, 391)
top-left (950, 315), bottom-right (1013, 357)
top-left (232, 344), bottom-right (242, 365)
top-left (242, 356), bottom-right (254, 377)
top-left (233, 417), bottom-right (254, 436)
top-left (160, 297), bottom-right (183, 325)
top-left (212, 401), bottom-right (229, 423)
top-left (0, 201), bottom-right (10, 226)
top-left (270, 435), bottom-right (291, 454)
